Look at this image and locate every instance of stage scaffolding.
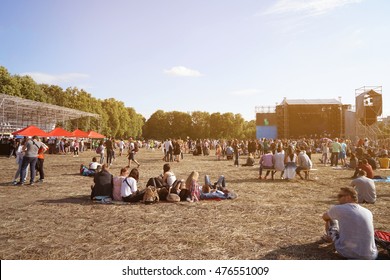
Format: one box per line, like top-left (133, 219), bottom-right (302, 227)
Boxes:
top-left (353, 86), bottom-right (384, 141)
top-left (0, 93), bottom-right (100, 133)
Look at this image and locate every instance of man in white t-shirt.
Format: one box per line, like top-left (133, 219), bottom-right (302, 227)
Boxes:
top-left (322, 187), bottom-right (378, 259)
top-left (351, 170), bottom-right (376, 204)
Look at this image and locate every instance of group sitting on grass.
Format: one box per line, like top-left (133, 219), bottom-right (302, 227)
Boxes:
top-left (258, 146), bottom-right (313, 180)
top-left (90, 163), bottom-right (237, 203)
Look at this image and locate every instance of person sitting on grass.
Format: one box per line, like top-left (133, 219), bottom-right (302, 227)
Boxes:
top-left (121, 168), bottom-right (144, 202)
top-left (162, 163), bottom-right (177, 187)
top-left (242, 153), bottom-right (255, 167)
top-left (89, 157), bottom-right (101, 172)
top-left (346, 153), bottom-right (358, 169)
top-left (80, 157), bottom-right (101, 176)
top-left (112, 167), bottom-right (129, 201)
top-left (91, 164), bottom-right (113, 200)
top-left (351, 159), bottom-right (374, 179)
top-left (351, 170), bottom-right (376, 204)
top-left (322, 187), bottom-right (378, 259)
top-left (185, 171), bottom-right (237, 202)
top-left (215, 144), bottom-right (222, 161)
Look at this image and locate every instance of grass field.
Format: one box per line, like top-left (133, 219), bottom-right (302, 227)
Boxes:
top-left (0, 148), bottom-right (389, 260)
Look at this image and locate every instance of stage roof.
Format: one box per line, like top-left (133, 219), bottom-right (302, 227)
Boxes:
top-left (0, 93), bottom-right (100, 133)
top-left (279, 99), bottom-right (342, 106)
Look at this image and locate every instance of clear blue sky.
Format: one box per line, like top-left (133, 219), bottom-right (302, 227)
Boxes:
top-left (1, 0), bottom-right (389, 121)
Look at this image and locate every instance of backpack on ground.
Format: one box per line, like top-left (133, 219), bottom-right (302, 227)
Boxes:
top-left (375, 230), bottom-right (390, 255)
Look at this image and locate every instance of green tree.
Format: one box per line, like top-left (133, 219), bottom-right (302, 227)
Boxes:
top-left (168, 111), bottom-right (192, 139)
top-left (242, 120), bottom-right (256, 139)
top-left (0, 66), bottom-right (21, 96)
top-left (40, 84), bottom-right (65, 105)
top-left (15, 75), bottom-right (46, 102)
top-left (190, 111), bottom-right (210, 139)
top-left (126, 107), bottom-right (144, 139)
top-left (143, 110), bottom-right (168, 140)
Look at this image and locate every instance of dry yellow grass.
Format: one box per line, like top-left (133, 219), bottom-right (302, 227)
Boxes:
top-left (0, 149), bottom-right (389, 260)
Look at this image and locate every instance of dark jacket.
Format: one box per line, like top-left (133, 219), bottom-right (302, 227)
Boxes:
top-left (91, 170), bottom-right (113, 199)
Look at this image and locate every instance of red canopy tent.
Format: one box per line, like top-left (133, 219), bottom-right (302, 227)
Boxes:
top-left (47, 127), bottom-right (73, 137)
top-left (87, 130), bottom-right (106, 139)
top-left (12, 125), bottom-right (48, 137)
top-left (72, 129), bottom-right (89, 138)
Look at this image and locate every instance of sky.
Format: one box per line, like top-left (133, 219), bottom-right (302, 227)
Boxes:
top-left (1, 0), bottom-right (389, 121)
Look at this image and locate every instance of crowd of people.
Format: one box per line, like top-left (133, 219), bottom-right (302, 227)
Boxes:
top-left (7, 134), bottom-right (389, 259)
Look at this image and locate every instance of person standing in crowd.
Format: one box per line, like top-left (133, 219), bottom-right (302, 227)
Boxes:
top-left (12, 138), bottom-right (28, 185)
top-left (118, 139), bottom-right (125, 156)
top-left (105, 137), bottom-right (114, 166)
top-left (232, 139), bottom-right (240, 167)
top-left (59, 138), bottom-right (65, 154)
top-left (36, 141), bottom-right (49, 183)
top-left (322, 187), bottom-right (378, 259)
top-left (8, 137), bottom-right (16, 158)
top-left (350, 170), bottom-right (376, 204)
top-left (73, 139), bottom-right (79, 157)
top-left (79, 138), bottom-right (84, 153)
top-left (163, 139), bottom-right (173, 162)
top-left (98, 140), bottom-right (105, 164)
top-left (321, 140), bottom-right (330, 166)
top-left (127, 138), bottom-right (140, 168)
top-left (339, 138), bottom-right (347, 167)
top-left (18, 135), bottom-right (43, 185)
top-left (330, 138), bottom-right (342, 167)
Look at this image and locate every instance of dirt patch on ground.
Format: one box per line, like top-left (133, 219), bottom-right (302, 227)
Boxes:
top-left (0, 149), bottom-right (389, 259)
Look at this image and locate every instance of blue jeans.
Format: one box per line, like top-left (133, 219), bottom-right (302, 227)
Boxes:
top-left (200, 190), bottom-right (227, 200)
top-left (204, 175), bottom-right (225, 188)
top-left (20, 156), bottom-right (38, 183)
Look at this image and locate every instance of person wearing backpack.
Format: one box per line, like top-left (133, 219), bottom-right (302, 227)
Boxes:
top-left (127, 138), bottom-right (140, 168)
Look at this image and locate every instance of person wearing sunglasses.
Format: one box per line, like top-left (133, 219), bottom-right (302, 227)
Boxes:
top-left (322, 187), bottom-right (378, 259)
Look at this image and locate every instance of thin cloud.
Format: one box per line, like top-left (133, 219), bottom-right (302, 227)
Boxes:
top-left (21, 72), bottom-right (90, 85)
top-left (263, 0), bottom-right (362, 16)
top-left (230, 89), bottom-right (260, 96)
top-left (163, 66), bottom-right (203, 77)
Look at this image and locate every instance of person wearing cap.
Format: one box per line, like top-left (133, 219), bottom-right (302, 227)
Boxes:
top-left (322, 187), bottom-right (378, 259)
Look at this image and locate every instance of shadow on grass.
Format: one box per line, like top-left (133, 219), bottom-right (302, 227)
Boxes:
top-left (37, 195), bottom-right (134, 206)
top-left (37, 195), bottom-right (92, 205)
top-left (62, 173), bottom-right (85, 176)
top-left (261, 241), bottom-right (345, 260)
top-left (261, 240), bottom-right (390, 260)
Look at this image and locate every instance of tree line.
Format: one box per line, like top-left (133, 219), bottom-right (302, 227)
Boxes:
top-left (0, 65), bottom-right (256, 139)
